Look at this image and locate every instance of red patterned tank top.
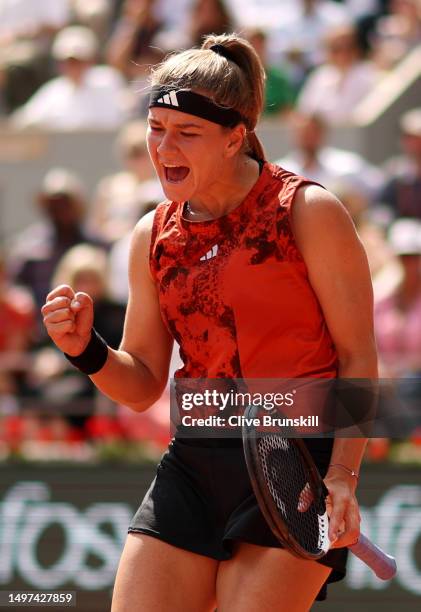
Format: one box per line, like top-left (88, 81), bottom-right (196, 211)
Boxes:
top-left (149, 162), bottom-right (338, 379)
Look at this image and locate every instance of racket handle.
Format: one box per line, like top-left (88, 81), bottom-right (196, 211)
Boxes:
top-left (349, 533), bottom-right (397, 580)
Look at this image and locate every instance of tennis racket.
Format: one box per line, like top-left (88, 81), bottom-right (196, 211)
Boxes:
top-left (242, 404), bottom-right (397, 580)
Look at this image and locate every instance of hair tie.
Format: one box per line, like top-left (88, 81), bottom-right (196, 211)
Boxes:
top-left (209, 44), bottom-right (238, 65)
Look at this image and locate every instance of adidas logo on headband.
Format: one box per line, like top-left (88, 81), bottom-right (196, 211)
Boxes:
top-left (156, 90), bottom-right (179, 107)
top-left (149, 86), bottom-right (245, 128)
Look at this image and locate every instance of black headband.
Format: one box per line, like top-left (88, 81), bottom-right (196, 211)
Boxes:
top-left (148, 86), bottom-right (245, 128)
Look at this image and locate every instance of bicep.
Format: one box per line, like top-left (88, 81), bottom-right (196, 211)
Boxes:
top-left (120, 211), bottom-right (173, 387)
top-left (291, 185), bottom-right (376, 364)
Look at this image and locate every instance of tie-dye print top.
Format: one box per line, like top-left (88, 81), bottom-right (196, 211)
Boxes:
top-left (149, 162), bottom-right (338, 379)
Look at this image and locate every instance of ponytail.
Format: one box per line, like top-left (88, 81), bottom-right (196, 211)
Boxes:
top-left (247, 131), bottom-right (266, 162)
top-left (151, 33), bottom-right (266, 150)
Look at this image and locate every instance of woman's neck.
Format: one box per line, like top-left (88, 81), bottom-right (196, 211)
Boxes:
top-left (186, 156), bottom-right (260, 221)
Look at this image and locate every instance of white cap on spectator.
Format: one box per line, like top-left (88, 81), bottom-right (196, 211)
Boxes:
top-left (41, 168), bottom-right (84, 199)
top-left (388, 218), bottom-right (421, 255)
top-left (52, 26), bottom-right (98, 62)
top-left (400, 108), bottom-right (421, 138)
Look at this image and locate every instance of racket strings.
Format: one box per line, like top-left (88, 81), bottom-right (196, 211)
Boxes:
top-left (257, 435), bottom-right (325, 555)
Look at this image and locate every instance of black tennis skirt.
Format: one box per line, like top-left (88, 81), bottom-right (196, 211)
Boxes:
top-left (129, 436), bottom-right (347, 602)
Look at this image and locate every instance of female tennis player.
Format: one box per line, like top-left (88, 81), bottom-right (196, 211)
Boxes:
top-left (42, 34), bottom-right (377, 611)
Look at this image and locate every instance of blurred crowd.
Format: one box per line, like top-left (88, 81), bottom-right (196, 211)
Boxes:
top-left (1, 0), bottom-right (421, 126)
top-left (0, 0), bottom-right (421, 462)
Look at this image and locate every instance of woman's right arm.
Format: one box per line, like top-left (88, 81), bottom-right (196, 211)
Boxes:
top-left (42, 210), bottom-right (173, 412)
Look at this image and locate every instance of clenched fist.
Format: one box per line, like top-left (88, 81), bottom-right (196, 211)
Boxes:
top-left (42, 285), bottom-right (94, 356)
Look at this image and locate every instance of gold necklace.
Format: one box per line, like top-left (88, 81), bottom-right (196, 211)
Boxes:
top-left (185, 188), bottom-right (250, 218)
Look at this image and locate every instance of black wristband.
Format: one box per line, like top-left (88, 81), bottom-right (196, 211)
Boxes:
top-left (64, 328), bottom-right (109, 375)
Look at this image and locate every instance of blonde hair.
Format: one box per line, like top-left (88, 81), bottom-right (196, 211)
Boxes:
top-left (52, 244), bottom-right (109, 293)
top-left (151, 33), bottom-right (266, 160)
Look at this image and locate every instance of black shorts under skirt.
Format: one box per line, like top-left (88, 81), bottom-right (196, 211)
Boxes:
top-left (129, 436), bottom-right (347, 602)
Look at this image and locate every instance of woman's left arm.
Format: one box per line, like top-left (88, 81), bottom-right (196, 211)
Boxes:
top-left (291, 184), bottom-right (378, 548)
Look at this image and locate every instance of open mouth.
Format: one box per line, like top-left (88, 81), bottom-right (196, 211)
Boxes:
top-left (163, 165), bottom-right (190, 183)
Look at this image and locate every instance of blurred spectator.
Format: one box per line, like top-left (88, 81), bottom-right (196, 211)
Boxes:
top-left (276, 111), bottom-right (384, 201)
top-left (8, 167), bottom-right (107, 314)
top-left (0, 0), bottom-right (70, 44)
top-left (30, 244), bottom-right (126, 429)
top-left (11, 25), bottom-right (127, 130)
top-left (379, 107), bottom-right (421, 219)
top-left (52, 244), bottom-right (126, 348)
top-left (106, 0), bottom-right (165, 117)
top-left (347, 0), bottom-right (385, 58)
top-left (71, 0), bottom-right (113, 44)
top-left (108, 195), bottom-right (160, 304)
top-left (185, 0), bottom-right (234, 47)
top-left (327, 180), bottom-right (371, 226)
top-left (343, 0), bottom-right (382, 19)
top-left (0, 0), bottom-right (71, 111)
top-left (107, 0), bottom-right (162, 78)
top-left (372, 0), bottom-right (421, 69)
top-left (359, 221), bottom-right (400, 301)
top-left (374, 218), bottom-right (421, 429)
top-left (0, 253), bottom-right (35, 396)
top-left (116, 387), bottom-right (171, 450)
top-left (108, 232), bottom-right (133, 305)
top-left (107, 0), bottom-right (234, 115)
top-left (152, 0), bottom-right (196, 44)
top-left (88, 120), bottom-right (163, 242)
top-left (0, 60), bottom-right (6, 114)
top-left (375, 218), bottom-right (421, 376)
top-left (298, 22), bottom-right (380, 125)
top-left (245, 29), bottom-right (295, 117)
top-left (267, 0), bottom-right (352, 91)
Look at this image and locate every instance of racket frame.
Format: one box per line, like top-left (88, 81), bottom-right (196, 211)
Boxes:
top-left (242, 404), bottom-right (330, 561)
top-left (242, 404), bottom-right (397, 580)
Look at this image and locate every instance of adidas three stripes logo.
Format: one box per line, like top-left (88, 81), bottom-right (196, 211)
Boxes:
top-left (156, 91), bottom-right (179, 107)
top-left (200, 245), bottom-right (219, 261)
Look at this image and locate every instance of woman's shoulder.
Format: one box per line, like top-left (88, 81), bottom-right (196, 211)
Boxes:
top-left (292, 183), bottom-right (350, 222)
top-left (131, 200), bottom-right (177, 249)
